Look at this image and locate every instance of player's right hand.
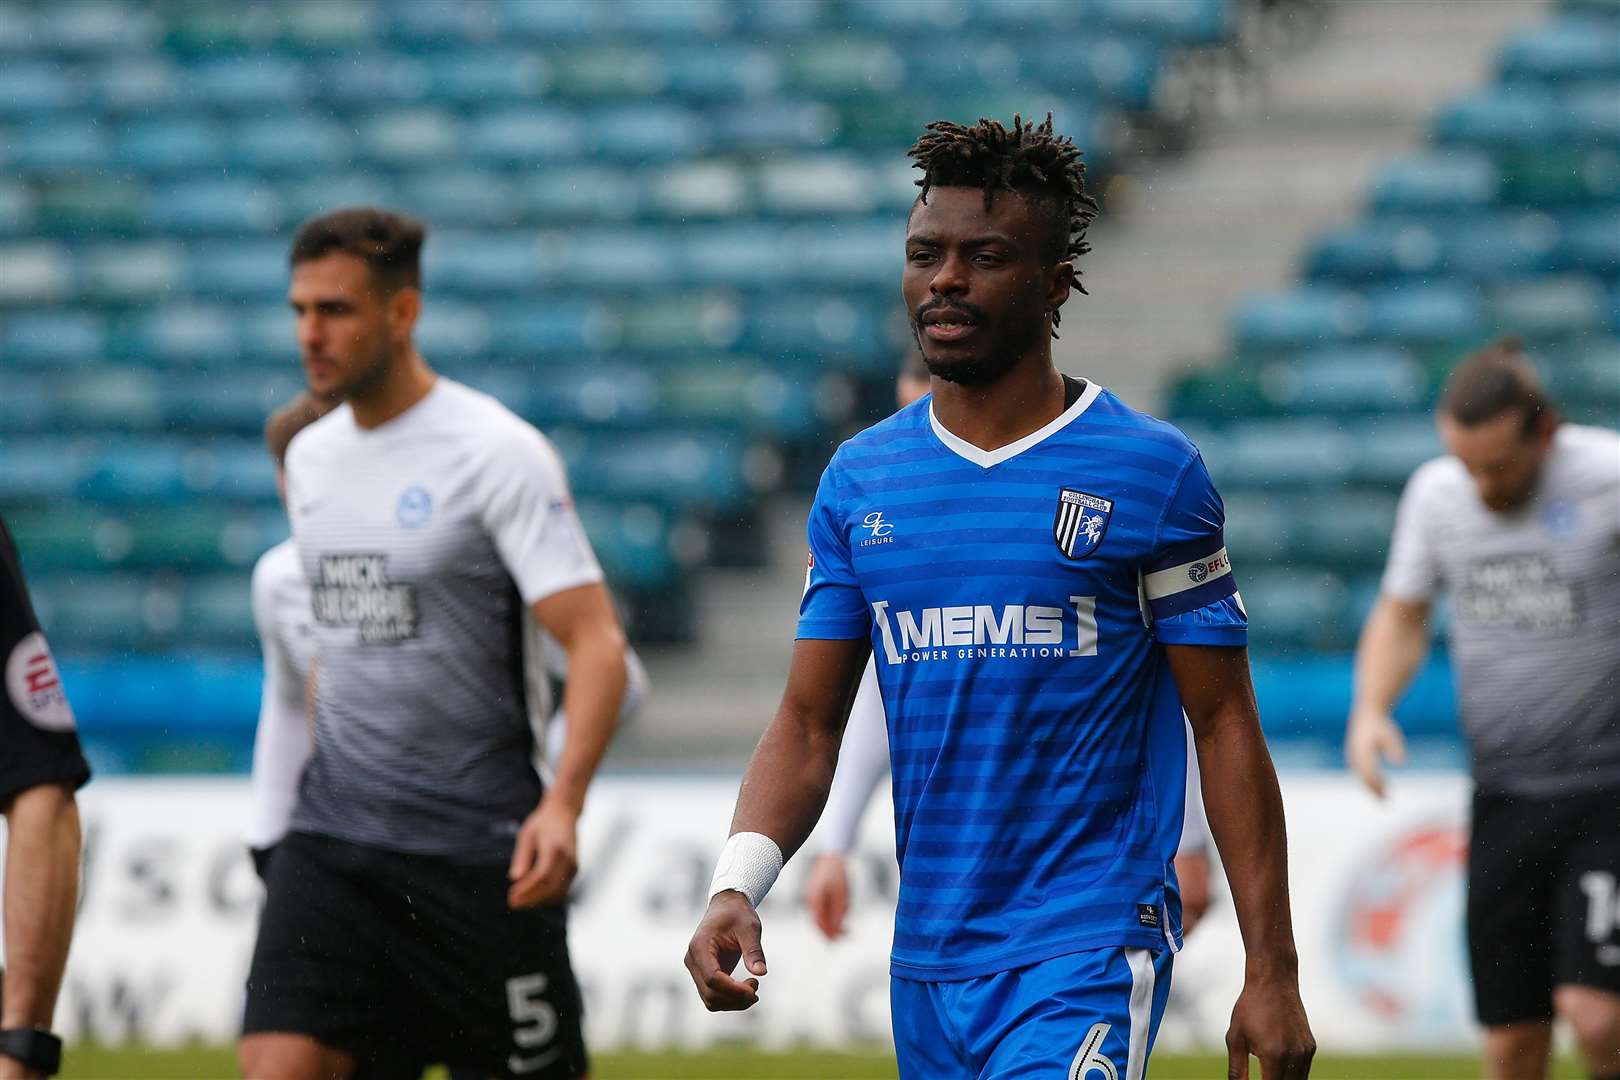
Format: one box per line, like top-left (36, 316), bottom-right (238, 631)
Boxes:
top-left (805, 853), bottom-right (851, 940)
top-left (1345, 706), bottom-right (1406, 799)
top-left (684, 890), bottom-right (767, 1011)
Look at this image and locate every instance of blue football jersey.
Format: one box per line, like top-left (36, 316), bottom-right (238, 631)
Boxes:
top-left (798, 382), bottom-right (1246, 980)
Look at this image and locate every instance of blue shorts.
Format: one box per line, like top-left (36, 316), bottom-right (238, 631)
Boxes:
top-left (891, 946), bottom-right (1173, 1080)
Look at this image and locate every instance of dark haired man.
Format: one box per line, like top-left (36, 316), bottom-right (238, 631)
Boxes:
top-left (239, 208), bottom-right (629, 1080)
top-left (1347, 339), bottom-right (1620, 1080)
top-left (686, 116), bottom-right (1314, 1080)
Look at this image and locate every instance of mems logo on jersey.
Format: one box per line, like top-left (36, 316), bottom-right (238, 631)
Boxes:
top-left (312, 554), bottom-right (418, 643)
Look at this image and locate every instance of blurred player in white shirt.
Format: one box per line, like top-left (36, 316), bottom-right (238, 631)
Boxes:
top-left (247, 395), bottom-right (646, 879)
top-left (802, 359), bottom-right (1218, 942)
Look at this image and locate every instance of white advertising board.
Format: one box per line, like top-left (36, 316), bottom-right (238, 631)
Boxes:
top-left (1, 772), bottom-right (1479, 1052)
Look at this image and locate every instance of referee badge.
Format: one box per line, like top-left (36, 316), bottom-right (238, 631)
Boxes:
top-left (1054, 488), bottom-right (1112, 560)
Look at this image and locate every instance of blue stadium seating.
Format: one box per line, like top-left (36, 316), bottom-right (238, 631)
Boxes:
top-left (1165, 0), bottom-right (1620, 746)
top-left (0, 0), bottom-right (1273, 759)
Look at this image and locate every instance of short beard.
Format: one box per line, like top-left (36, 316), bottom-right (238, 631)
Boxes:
top-left (918, 346), bottom-right (1021, 386)
top-left (334, 338), bottom-right (395, 403)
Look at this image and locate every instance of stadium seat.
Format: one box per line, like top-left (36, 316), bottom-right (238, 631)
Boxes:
top-left (1290, 491), bottom-right (1398, 567)
top-left (464, 107), bottom-right (583, 165)
top-left (1305, 219), bottom-right (1445, 282)
top-left (1558, 209), bottom-right (1620, 275)
top-left (423, 232), bottom-right (544, 293)
top-left (1, 308), bottom-right (107, 366)
top-left (1236, 568), bottom-right (1355, 651)
top-left (524, 164), bottom-right (644, 222)
top-left (125, 305), bottom-right (240, 365)
top-left (1363, 281), bottom-right (1485, 343)
top-left (1347, 416), bottom-right (1444, 486)
top-left (35, 174), bottom-right (150, 233)
top-left (616, 293), bottom-right (739, 351)
top-left (361, 107), bottom-right (461, 164)
top-left (542, 226), bottom-right (681, 288)
top-left (712, 98), bottom-right (840, 150)
top-left (799, 219), bottom-right (905, 285)
top-left (1084, 0), bottom-right (1233, 46)
top-left (0, 61), bottom-right (82, 116)
top-left (149, 179), bottom-right (283, 235)
top-left (421, 49), bottom-right (550, 104)
top-left (78, 241), bottom-right (184, 302)
top-left (646, 161), bottom-right (750, 219)
top-left (1489, 275), bottom-right (1611, 337)
top-left (118, 116), bottom-right (232, 171)
top-left (1370, 151), bottom-right (1500, 213)
top-left (1233, 286), bottom-right (1367, 350)
top-left (661, 43), bottom-right (779, 100)
top-left (96, 57), bottom-right (184, 111)
top-left (759, 155), bottom-right (879, 215)
top-left (1205, 420), bottom-right (1356, 490)
top-left (0, 181), bottom-right (36, 235)
top-left (186, 55), bottom-right (309, 109)
top-left (684, 224), bottom-right (796, 286)
top-left (234, 114), bottom-right (353, 171)
top-left (9, 117), bottom-right (112, 170)
top-left (26, 574), bottom-right (151, 649)
top-left (0, 376), bottom-right (49, 432)
top-left (1262, 346), bottom-right (1427, 413)
top-left (552, 45), bottom-right (668, 99)
top-left (1499, 16), bottom-right (1620, 83)
top-left (403, 171), bottom-right (522, 229)
top-left (181, 574), bottom-right (257, 644)
top-left (589, 103), bottom-right (706, 161)
top-left (490, 300), bottom-right (614, 353)
top-left (54, 367), bottom-right (165, 431)
top-left (187, 240), bottom-right (296, 300)
top-left (0, 241), bottom-right (72, 303)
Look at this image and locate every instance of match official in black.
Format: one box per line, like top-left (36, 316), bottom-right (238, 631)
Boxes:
top-left (0, 517), bottom-right (91, 1079)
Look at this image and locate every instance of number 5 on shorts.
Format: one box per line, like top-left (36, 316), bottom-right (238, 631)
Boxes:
top-left (506, 972), bottom-right (561, 1074)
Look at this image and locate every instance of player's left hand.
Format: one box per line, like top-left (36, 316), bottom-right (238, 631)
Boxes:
top-left (508, 795), bottom-right (578, 909)
top-left (1225, 970), bottom-right (1314, 1080)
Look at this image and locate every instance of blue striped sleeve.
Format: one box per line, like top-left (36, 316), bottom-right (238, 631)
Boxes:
top-left (797, 459), bottom-right (870, 640)
top-left (1145, 452), bottom-right (1245, 645)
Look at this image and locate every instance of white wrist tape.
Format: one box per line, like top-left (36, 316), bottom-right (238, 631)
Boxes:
top-left (708, 831), bottom-right (784, 908)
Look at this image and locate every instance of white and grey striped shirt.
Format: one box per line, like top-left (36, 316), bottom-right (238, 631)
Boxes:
top-left (1383, 424), bottom-right (1620, 797)
top-left (284, 379), bottom-right (605, 861)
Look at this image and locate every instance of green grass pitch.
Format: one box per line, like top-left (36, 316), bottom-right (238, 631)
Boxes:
top-left (60, 1046), bottom-right (1587, 1079)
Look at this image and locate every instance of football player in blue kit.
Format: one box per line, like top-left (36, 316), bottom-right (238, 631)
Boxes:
top-left (686, 115), bottom-right (1314, 1080)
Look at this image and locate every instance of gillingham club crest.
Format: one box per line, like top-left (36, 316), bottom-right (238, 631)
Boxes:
top-left (1054, 488), bottom-right (1113, 560)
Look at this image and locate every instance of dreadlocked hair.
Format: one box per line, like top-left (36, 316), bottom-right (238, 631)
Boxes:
top-left (907, 113), bottom-right (1100, 335)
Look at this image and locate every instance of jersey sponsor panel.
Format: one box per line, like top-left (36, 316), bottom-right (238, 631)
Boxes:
top-left (799, 385), bottom-right (1242, 979)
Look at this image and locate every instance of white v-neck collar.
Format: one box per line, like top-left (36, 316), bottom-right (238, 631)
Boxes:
top-left (928, 379), bottom-right (1104, 469)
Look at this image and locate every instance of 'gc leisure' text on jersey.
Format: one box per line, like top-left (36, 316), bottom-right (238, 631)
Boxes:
top-left (799, 382), bottom-right (1246, 981)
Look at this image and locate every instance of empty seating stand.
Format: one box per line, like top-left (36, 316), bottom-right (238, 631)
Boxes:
top-left (1165, 0), bottom-right (1620, 744)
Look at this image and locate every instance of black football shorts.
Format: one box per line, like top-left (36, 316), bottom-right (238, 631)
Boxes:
top-left (243, 831), bottom-right (588, 1079)
top-left (1467, 786), bottom-right (1620, 1026)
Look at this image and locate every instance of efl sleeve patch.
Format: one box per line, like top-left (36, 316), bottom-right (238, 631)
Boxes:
top-left (1144, 543), bottom-right (1238, 620)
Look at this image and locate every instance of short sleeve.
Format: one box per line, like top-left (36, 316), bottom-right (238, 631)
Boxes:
top-left (1144, 453), bottom-right (1247, 647)
top-left (478, 426), bottom-right (604, 607)
top-left (1380, 466), bottom-right (1441, 602)
top-left (0, 520), bottom-right (91, 803)
top-left (796, 459), bottom-right (869, 640)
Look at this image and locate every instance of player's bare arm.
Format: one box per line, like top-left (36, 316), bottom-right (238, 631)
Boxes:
top-left (0, 783), bottom-right (80, 1078)
top-left (1168, 643), bottom-right (1315, 1080)
top-left (1345, 595), bottom-right (1430, 797)
top-left (509, 582), bottom-right (629, 910)
top-left (685, 636), bottom-right (870, 1011)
